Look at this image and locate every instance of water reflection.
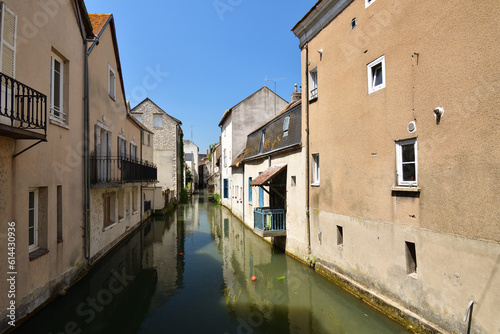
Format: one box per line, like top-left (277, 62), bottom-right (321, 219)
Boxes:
top-left (15, 193), bottom-right (407, 334)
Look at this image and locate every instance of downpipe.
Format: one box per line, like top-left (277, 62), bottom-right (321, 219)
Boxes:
top-left (463, 300), bottom-right (474, 334)
top-left (304, 43), bottom-right (311, 255)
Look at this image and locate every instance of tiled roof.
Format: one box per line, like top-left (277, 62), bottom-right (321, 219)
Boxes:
top-left (88, 13), bottom-right (112, 36)
top-left (250, 164), bottom-right (287, 186)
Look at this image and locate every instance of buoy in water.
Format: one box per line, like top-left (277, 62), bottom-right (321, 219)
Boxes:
top-left (251, 276), bottom-right (257, 281)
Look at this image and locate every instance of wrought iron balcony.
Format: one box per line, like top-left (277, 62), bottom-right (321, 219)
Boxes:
top-left (253, 207), bottom-right (286, 237)
top-left (0, 72), bottom-right (47, 140)
top-left (90, 155), bottom-right (157, 185)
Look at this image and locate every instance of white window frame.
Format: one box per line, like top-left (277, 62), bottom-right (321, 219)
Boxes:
top-left (108, 64), bottom-right (116, 100)
top-left (311, 153), bottom-right (320, 186)
top-left (50, 54), bottom-right (65, 122)
top-left (118, 134), bottom-right (127, 168)
top-left (130, 142), bottom-right (138, 161)
top-left (365, 0), bottom-right (377, 8)
top-left (283, 116), bottom-right (290, 137)
top-left (153, 115), bottom-right (163, 128)
top-left (0, 3), bottom-right (17, 79)
top-left (367, 55), bottom-right (386, 94)
top-left (309, 67), bottom-right (318, 100)
top-left (396, 138), bottom-right (418, 186)
top-left (29, 188), bottom-right (39, 252)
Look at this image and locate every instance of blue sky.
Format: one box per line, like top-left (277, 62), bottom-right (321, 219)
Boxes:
top-left (83, 0), bottom-right (316, 153)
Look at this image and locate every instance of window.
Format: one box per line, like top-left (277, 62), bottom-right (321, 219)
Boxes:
top-left (259, 130), bottom-right (266, 153)
top-left (103, 193), bottom-right (115, 228)
top-left (311, 153), bottom-right (320, 185)
top-left (29, 189), bottom-right (39, 252)
top-left (396, 139), bottom-right (417, 186)
top-left (132, 187), bottom-right (138, 213)
top-left (143, 132), bottom-right (150, 146)
top-left (95, 123), bottom-right (111, 182)
top-left (283, 116), bottom-right (290, 137)
top-left (365, 0), bottom-right (376, 8)
top-left (118, 135), bottom-right (127, 167)
top-left (57, 185), bottom-right (62, 242)
top-left (223, 149), bottom-right (227, 168)
top-left (405, 241), bottom-right (417, 276)
top-left (248, 177), bottom-right (252, 203)
top-left (223, 179), bottom-right (229, 199)
top-left (337, 226), bottom-right (344, 247)
top-left (367, 55), bottom-right (385, 94)
top-left (0, 3), bottom-right (17, 79)
top-left (130, 142), bottom-right (137, 161)
top-left (153, 115), bottom-right (163, 128)
top-left (135, 114), bottom-right (142, 123)
top-left (50, 54), bottom-right (65, 122)
top-left (309, 67), bottom-right (318, 100)
top-left (108, 65), bottom-right (116, 100)
top-left (118, 189), bottom-right (125, 221)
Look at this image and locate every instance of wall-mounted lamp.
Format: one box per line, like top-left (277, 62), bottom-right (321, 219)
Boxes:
top-left (434, 107), bottom-right (444, 124)
top-left (317, 49), bottom-right (323, 54)
top-left (102, 115), bottom-right (106, 123)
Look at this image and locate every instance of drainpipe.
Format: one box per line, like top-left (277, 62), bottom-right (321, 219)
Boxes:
top-left (304, 43), bottom-right (311, 255)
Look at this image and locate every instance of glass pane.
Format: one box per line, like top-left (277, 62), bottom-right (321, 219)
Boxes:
top-left (54, 69), bottom-right (61, 110)
top-left (402, 163), bottom-right (416, 181)
top-left (402, 144), bottom-right (415, 162)
top-left (29, 227), bottom-right (34, 245)
top-left (29, 191), bottom-right (34, 208)
top-left (29, 209), bottom-right (34, 228)
top-left (373, 65), bottom-right (383, 86)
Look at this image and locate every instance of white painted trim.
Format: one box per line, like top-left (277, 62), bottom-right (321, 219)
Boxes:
top-left (367, 55), bottom-right (386, 94)
top-left (28, 188), bottom-right (39, 252)
top-left (108, 64), bottom-right (116, 100)
top-left (365, 0), bottom-right (377, 8)
top-left (396, 138), bottom-right (418, 186)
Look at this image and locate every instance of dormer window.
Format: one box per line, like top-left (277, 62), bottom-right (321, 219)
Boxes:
top-left (108, 65), bottom-right (116, 100)
top-left (283, 116), bottom-right (290, 137)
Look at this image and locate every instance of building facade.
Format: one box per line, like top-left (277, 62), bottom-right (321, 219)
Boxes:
top-left (130, 98), bottom-right (182, 201)
top-left (293, 0), bottom-right (500, 332)
top-left (183, 139), bottom-right (199, 192)
top-left (0, 0), bottom-right (94, 331)
top-left (219, 86), bottom-right (288, 209)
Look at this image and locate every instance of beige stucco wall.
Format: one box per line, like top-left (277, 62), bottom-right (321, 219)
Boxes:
top-left (0, 0), bottom-right (87, 329)
top-left (88, 18), bottom-right (144, 261)
top-left (296, 0), bottom-right (500, 332)
top-left (243, 149), bottom-right (308, 258)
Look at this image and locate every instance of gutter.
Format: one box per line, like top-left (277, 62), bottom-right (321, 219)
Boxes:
top-left (304, 43), bottom-right (311, 255)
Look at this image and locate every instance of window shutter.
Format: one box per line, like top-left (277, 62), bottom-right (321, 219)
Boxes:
top-left (0, 3), bottom-right (17, 78)
top-left (94, 125), bottom-right (101, 155)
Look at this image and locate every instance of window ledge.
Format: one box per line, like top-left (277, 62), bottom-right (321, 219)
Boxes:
top-left (309, 97), bottom-right (318, 103)
top-left (132, 210), bottom-right (139, 215)
top-left (103, 222), bottom-right (117, 232)
top-left (391, 186), bottom-right (420, 192)
top-left (311, 183), bottom-right (320, 187)
top-left (118, 217), bottom-right (125, 223)
top-left (408, 272), bottom-right (418, 280)
top-left (49, 117), bottom-right (70, 130)
top-left (29, 248), bottom-right (49, 261)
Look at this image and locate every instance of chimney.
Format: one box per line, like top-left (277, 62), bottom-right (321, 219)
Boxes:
top-left (291, 83), bottom-right (301, 102)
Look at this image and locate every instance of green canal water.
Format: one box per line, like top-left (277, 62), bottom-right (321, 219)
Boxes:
top-left (15, 193), bottom-right (408, 334)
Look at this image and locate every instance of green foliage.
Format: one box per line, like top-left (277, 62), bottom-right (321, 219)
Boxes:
top-left (212, 193), bottom-right (221, 204)
top-left (186, 167), bottom-right (193, 184)
top-left (180, 187), bottom-right (189, 204)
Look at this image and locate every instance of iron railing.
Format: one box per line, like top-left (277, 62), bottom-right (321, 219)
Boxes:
top-left (0, 72), bottom-right (47, 136)
top-left (254, 207), bottom-right (286, 233)
top-left (90, 155), bottom-right (157, 184)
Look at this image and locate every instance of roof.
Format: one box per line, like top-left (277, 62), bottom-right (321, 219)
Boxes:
top-left (130, 98), bottom-right (182, 125)
top-left (74, 0), bottom-right (95, 39)
top-left (250, 164), bottom-right (287, 186)
top-left (128, 113), bottom-right (154, 134)
top-left (88, 13), bottom-right (111, 36)
top-left (230, 148), bottom-right (246, 168)
top-left (218, 86), bottom-right (288, 127)
top-left (244, 101), bottom-right (302, 161)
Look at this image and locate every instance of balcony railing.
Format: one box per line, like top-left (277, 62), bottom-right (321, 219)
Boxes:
top-left (253, 207), bottom-right (286, 237)
top-left (90, 155), bottom-right (157, 185)
top-left (0, 72), bottom-right (47, 140)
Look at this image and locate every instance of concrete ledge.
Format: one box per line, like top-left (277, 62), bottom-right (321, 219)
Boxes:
top-left (314, 262), bottom-right (448, 334)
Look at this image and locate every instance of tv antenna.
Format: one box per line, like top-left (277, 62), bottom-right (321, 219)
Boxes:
top-left (265, 76), bottom-right (286, 115)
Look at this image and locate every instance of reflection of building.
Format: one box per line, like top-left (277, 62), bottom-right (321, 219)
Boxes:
top-left (207, 142), bottom-right (221, 197)
top-left (292, 0), bottom-right (500, 333)
top-left (183, 140), bottom-right (199, 192)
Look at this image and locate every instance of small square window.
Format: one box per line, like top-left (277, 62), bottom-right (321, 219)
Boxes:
top-left (396, 139), bottom-right (417, 186)
top-left (309, 68), bottom-right (318, 100)
top-left (337, 225), bottom-right (343, 246)
top-left (351, 18), bottom-right (357, 30)
top-left (153, 115), bottom-right (163, 128)
top-left (108, 65), bottom-right (116, 100)
top-left (367, 55), bottom-right (385, 94)
top-left (311, 153), bottom-right (320, 186)
top-left (405, 241), bottom-right (417, 276)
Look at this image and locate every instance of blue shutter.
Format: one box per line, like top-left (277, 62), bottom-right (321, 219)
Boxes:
top-left (248, 178), bottom-right (252, 202)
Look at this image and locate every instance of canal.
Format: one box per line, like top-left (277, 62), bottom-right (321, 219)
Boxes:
top-left (15, 193), bottom-right (408, 334)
